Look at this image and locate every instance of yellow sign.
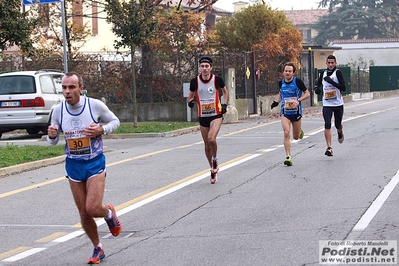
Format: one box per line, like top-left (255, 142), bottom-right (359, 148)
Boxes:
top-left (246, 67), bottom-right (250, 79)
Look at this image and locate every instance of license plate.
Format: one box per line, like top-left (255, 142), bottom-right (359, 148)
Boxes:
top-left (0, 101), bottom-right (21, 107)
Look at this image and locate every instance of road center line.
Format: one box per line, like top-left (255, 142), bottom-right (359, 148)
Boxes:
top-left (222, 120), bottom-right (280, 137)
top-left (0, 247), bottom-right (31, 261)
top-left (0, 177), bottom-right (65, 199)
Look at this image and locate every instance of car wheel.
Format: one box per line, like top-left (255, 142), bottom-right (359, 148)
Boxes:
top-left (40, 126), bottom-right (48, 135)
top-left (26, 128), bottom-right (40, 135)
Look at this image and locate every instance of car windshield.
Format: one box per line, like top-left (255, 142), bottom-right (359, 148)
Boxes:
top-left (0, 76), bottom-right (36, 95)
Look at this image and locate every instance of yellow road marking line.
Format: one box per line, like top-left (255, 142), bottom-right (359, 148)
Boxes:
top-left (106, 148), bottom-right (173, 167)
top-left (0, 177), bottom-right (65, 199)
top-left (0, 247), bottom-right (31, 260)
top-left (35, 232), bottom-right (67, 243)
top-left (223, 120), bottom-right (280, 136)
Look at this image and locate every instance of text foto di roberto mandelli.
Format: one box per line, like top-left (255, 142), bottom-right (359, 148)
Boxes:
top-left (327, 240), bottom-right (393, 246)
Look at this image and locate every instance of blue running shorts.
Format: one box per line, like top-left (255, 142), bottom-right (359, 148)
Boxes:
top-left (65, 153), bottom-right (106, 182)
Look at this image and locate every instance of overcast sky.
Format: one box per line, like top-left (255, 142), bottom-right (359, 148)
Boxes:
top-left (213, 0), bottom-right (323, 11)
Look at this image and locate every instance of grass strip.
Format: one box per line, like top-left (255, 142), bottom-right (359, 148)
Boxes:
top-left (113, 122), bottom-right (197, 134)
top-left (0, 144), bottom-right (65, 168)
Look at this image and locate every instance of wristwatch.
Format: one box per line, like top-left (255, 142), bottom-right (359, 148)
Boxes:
top-left (298, 99), bottom-right (301, 103)
top-left (102, 125), bottom-right (107, 135)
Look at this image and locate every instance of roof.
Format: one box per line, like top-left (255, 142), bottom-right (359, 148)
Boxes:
top-left (329, 38), bottom-right (399, 49)
top-left (331, 38), bottom-right (399, 44)
top-left (283, 9), bottom-right (328, 26)
top-left (157, 0), bottom-right (231, 13)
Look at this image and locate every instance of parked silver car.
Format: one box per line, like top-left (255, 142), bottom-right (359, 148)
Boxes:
top-left (0, 70), bottom-right (64, 138)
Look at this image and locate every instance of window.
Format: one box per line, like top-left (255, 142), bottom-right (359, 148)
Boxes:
top-left (40, 75), bottom-right (56, 94)
top-left (299, 29), bottom-right (312, 42)
top-left (52, 75), bottom-right (64, 94)
top-left (0, 76), bottom-right (35, 94)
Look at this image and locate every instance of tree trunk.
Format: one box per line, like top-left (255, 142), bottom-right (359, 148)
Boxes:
top-left (141, 46), bottom-right (153, 103)
top-left (130, 45), bottom-right (138, 128)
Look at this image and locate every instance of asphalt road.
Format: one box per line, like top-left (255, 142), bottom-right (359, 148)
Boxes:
top-left (0, 96), bottom-right (399, 266)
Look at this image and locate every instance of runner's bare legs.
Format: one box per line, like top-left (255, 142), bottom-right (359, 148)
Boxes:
top-left (200, 117), bottom-right (222, 167)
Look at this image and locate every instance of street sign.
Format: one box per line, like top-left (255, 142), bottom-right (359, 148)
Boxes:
top-left (23, 0), bottom-right (61, 5)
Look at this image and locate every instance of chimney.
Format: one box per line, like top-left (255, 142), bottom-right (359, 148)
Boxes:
top-left (233, 1), bottom-right (249, 12)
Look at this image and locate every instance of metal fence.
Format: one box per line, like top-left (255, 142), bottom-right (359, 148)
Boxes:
top-left (369, 66), bottom-right (399, 92)
top-left (2, 52), bottom-right (396, 103)
top-left (0, 51), bottom-right (286, 104)
top-left (350, 67), bottom-right (370, 93)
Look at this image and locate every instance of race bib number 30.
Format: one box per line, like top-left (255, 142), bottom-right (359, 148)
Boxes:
top-left (67, 137), bottom-right (92, 155)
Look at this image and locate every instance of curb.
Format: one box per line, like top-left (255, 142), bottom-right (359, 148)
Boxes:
top-left (1, 146), bottom-right (111, 177)
top-left (0, 156), bottom-right (66, 177)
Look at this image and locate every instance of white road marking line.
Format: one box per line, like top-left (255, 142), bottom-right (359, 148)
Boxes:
top-left (123, 233), bottom-right (135, 238)
top-left (52, 230), bottom-right (85, 243)
top-left (2, 248), bottom-right (46, 262)
top-left (353, 170), bottom-right (399, 231)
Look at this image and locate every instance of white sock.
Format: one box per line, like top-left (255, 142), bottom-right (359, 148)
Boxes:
top-left (106, 209), bottom-right (112, 220)
top-left (95, 243), bottom-right (103, 249)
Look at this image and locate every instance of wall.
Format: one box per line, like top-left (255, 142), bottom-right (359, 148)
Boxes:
top-left (109, 102), bottom-right (190, 122)
top-left (333, 48), bottom-right (399, 66)
top-left (235, 99), bottom-right (249, 120)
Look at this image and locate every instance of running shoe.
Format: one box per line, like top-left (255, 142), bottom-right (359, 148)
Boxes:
top-left (299, 129), bottom-right (304, 139)
top-left (210, 159), bottom-right (219, 184)
top-left (87, 247), bottom-right (105, 264)
top-left (284, 156), bottom-right (292, 166)
top-left (210, 169), bottom-right (217, 184)
top-left (105, 204), bottom-right (122, 236)
top-left (338, 132), bottom-right (344, 144)
top-left (325, 147), bottom-right (333, 156)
